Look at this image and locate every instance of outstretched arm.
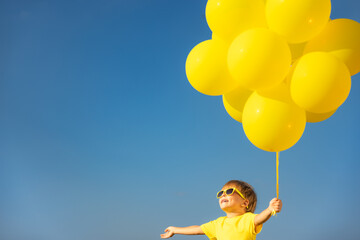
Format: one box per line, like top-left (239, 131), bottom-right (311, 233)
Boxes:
top-left (254, 198), bottom-right (282, 226)
top-left (160, 225), bottom-right (204, 239)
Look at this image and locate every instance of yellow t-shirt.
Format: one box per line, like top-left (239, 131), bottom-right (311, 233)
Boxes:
top-left (200, 212), bottom-right (262, 240)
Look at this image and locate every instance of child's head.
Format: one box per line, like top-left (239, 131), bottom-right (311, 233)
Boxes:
top-left (218, 180), bottom-right (257, 213)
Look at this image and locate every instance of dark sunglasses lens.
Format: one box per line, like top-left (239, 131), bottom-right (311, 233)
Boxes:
top-left (217, 191), bottom-right (224, 198)
top-left (226, 188), bottom-right (235, 195)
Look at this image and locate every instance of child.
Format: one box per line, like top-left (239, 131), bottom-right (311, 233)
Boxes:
top-left (160, 180), bottom-right (282, 240)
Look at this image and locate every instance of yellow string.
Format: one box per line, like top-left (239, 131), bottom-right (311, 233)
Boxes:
top-left (276, 151), bottom-right (279, 199)
top-left (271, 152), bottom-right (279, 216)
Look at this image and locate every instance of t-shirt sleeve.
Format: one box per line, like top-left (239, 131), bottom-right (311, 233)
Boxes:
top-left (249, 213), bottom-right (262, 234)
top-left (235, 213), bottom-right (262, 235)
top-left (200, 219), bottom-right (217, 240)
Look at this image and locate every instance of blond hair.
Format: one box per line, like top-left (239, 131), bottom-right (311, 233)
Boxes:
top-left (223, 180), bottom-right (257, 213)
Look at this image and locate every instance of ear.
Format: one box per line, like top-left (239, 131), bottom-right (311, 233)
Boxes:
top-left (243, 199), bottom-right (250, 208)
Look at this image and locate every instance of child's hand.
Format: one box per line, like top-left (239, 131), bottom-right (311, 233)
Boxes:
top-left (161, 226), bottom-right (175, 239)
top-left (268, 198), bottom-right (282, 213)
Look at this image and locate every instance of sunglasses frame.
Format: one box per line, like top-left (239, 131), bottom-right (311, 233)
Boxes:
top-left (217, 187), bottom-right (247, 200)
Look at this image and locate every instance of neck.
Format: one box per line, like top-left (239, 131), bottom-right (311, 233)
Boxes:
top-left (226, 209), bottom-right (247, 218)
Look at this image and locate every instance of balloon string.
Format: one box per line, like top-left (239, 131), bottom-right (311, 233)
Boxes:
top-left (276, 151), bottom-right (279, 199)
top-left (271, 152), bottom-right (279, 216)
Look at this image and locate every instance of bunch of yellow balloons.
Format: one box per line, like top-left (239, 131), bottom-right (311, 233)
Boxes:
top-left (186, 0), bottom-right (360, 152)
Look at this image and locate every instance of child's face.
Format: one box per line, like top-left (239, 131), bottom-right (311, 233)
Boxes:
top-left (218, 185), bottom-right (248, 213)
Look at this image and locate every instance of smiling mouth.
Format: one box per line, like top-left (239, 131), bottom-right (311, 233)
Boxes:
top-left (221, 199), bottom-right (229, 204)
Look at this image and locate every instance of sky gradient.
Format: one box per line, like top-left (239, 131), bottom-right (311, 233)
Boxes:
top-left (1, 1), bottom-right (360, 240)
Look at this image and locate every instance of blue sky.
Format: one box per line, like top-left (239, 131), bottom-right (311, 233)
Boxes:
top-left (0, 0), bottom-right (359, 239)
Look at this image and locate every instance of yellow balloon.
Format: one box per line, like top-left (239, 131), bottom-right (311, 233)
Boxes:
top-left (306, 110), bottom-right (336, 123)
top-left (211, 33), bottom-right (230, 45)
top-left (223, 87), bottom-right (253, 122)
top-left (290, 52), bottom-right (351, 113)
top-left (227, 28), bottom-right (291, 90)
top-left (185, 39), bottom-right (238, 96)
top-left (242, 84), bottom-right (306, 152)
top-left (289, 42), bottom-right (306, 63)
top-left (304, 18), bottom-right (360, 76)
top-left (284, 60), bottom-right (298, 87)
top-left (266, 0), bottom-right (331, 43)
top-left (206, 0), bottom-right (267, 42)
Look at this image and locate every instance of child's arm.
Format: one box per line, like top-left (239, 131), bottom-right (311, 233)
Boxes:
top-left (160, 225), bottom-right (204, 239)
top-left (254, 198), bottom-right (282, 226)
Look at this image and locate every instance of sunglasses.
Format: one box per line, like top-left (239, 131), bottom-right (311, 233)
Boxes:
top-left (217, 187), bottom-right (246, 200)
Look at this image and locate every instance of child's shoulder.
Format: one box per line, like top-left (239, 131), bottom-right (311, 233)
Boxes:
top-left (211, 216), bottom-right (226, 223)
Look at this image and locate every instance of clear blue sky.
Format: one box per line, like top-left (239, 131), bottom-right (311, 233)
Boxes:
top-left (0, 0), bottom-right (359, 240)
